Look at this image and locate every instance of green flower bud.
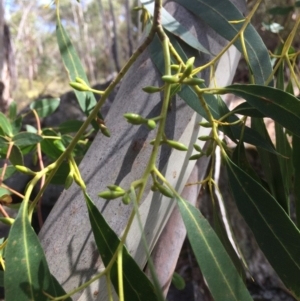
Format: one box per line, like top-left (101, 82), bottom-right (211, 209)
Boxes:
top-left (124, 113), bottom-right (146, 125)
top-left (189, 153), bottom-right (204, 160)
top-left (182, 77), bottom-right (205, 85)
top-left (181, 57), bottom-right (195, 79)
top-left (15, 165), bottom-right (36, 176)
top-left (99, 124), bottom-right (111, 137)
top-left (98, 190), bottom-right (125, 200)
top-left (75, 77), bottom-right (88, 85)
top-left (205, 142), bottom-right (214, 156)
top-left (64, 171), bottom-right (74, 190)
top-left (69, 82), bottom-right (89, 92)
top-left (170, 64), bottom-right (180, 71)
top-left (147, 119), bottom-right (156, 130)
top-left (161, 75), bottom-right (180, 84)
top-left (122, 194), bottom-right (131, 205)
top-left (142, 86), bottom-right (161, 93)
top-left (107, 185), bottom-right (125, 193)
top-left (156, 183), bottom-right (174, 198)
top-left (0, 217), bottom-right (14, 226)
top-left (193, 144), bottom-right (202, 152)
top-left (166, 140), bottom-right (188, 151)
top-left (151, 184), bottom-right (158, 192)
top-left (199, 121), bottom-right (212, 128)
top-left (198, 136), bottom-right (213, 141)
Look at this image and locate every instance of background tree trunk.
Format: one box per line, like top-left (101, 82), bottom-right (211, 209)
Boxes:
top-left (0, 0), bottom-right (14, 112)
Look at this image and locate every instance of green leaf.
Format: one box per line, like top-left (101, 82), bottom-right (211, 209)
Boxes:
top-left (268, 6), bottom-right (294, 15)
top-left (5, 201), bottom-right (71, 301)
top-left (230, 102), bottom-right (265, 118)
top-left (58, 120), bottom-right (85, 134)
top-left (8, 101), bottom-right (17, 121)
top-left (251, 118), bottom-right (288, 212)
top-left (41, 129), bottom-right (62, 160)
top-left (141, 0), bottom-right (210, 54)
top-left (9, 145), bottom-right (24, 166)
top-left (171, 272), bottom-right (185, 290)
top-left (30, 98), bottom-right (60, 118)
top-left (84, 192), bottom-right (158, 301)
top-left (0, 270), bottom-right (3, 287)
top-left (0, 112), bottom-right (13, 137)
top-left (11, 116), bottom-right (23, 135)
top-left (56, 20), bottom-right (106, 133)
top-left (176, 197), bottom-right (252, 301)
top-left (12, 132), bottom-right (43, 147)
top-left (226, 158), bottom-right (300, 297)
top-left (220, 84), bottom-right (300, 138)
top-left (174, 0), bottom-right (273, 85)
top-left (25, 124), bottom-right (38, 133)
top-left (293, 135), bottom-right (300, 227)
top-left (0, 165), bottom-right (16, 181)
top-left (49, 162), bottom-right (70, 185)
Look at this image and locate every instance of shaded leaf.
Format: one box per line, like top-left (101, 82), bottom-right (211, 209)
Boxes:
top-left (268, 6), bottom-right (294, 15)
top-left (0, 165), bottom-right (16, 181)
top-left (49, 162), bottom-right (70, 185)
top-left (176, 197), bottom-right (252, 301)
top-left (226, 158), bottom-right (300, 297)
top-left (12, 132), bottom-right (43, 147)
top-left (220, 85), bottom-right (300, 138)
top-left (41, 129), bottom-right (63, 160)
top-left (5, 201), bottom-right (71, 301)
top-left (9, 145), bottom-right (24, 166)
top-left (231, 102), bottom-right (265, 118)
top-left (11, 116), bottom-right (23, 135)
top-left (58, 120), bottom-right (85, 134)
top-left (30, 98), bottom-right (60, 118)
top-left (251, 118), bottom-right (288, 212)
top-left (293, 135), bottom-right (300, 227)
top-left (84, 192), bottom-right (158, 301)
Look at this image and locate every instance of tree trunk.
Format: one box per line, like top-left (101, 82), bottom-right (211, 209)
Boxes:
top-left (0, 0), bottom-right (15, 112)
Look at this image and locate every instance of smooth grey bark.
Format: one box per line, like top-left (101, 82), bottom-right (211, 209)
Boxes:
top-left (39, 1), bottom-right (245, 300)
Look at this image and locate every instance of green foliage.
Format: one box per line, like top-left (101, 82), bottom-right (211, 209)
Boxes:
top-left (1, 0), bottom-right (300, 300)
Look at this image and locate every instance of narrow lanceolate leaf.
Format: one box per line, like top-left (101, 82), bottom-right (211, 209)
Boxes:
top-left (293, 135), bottom-right (300, 228)
top-left (5, 201), bottom-right (71, 301)
top-left (174, 0), bottom-right (272, 84)
top-left (12, 132), bottom-right (43, 147)
top-left (56, 19), bottom-right (106, 133)
top-left (226, 158), bottom-right (300, 297)
top-left (84, 192), bottom-right (158, 301)
top-left (176, 197), bottom-right (253, 301)
top-left (140, 0), bottom-right (210, 54)
top-left (220, 85), bottom-right (300, 138)
top-left (30, 98), bottom-right (60, 118)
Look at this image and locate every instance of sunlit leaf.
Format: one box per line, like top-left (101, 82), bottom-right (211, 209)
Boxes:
top-left (176, 197), bottom-right (252, 301)
top-left (56, 20), bottom-right (107, 133)
top-left (5, 201), bottom-right (71, 301)
top-left (226, 158), bottom-right (300, 297)
top-left (140, 0), bottom-right (210, 54)
top-left (84, 192), bottom-right (158, 301)
top-left (0, 112), bottom-right (13, 137)
top-left (30, 98), bottom-right (60, 118)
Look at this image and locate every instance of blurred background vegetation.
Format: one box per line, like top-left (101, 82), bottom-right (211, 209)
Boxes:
top-left (2, 0), bottom-right (300, 108)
